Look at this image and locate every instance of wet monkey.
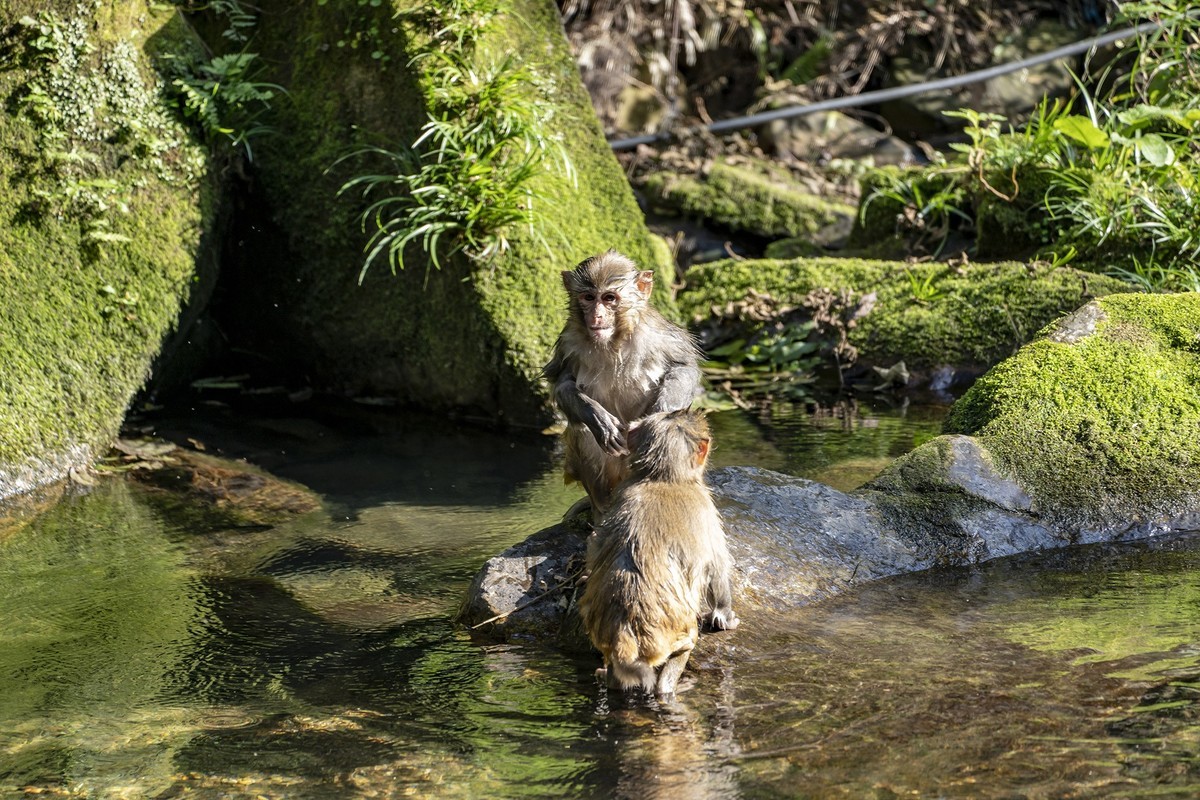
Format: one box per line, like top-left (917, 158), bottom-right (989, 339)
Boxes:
top-left (579, 409), bottom-right (738, 697)
top-left (543, 250), bottom-right (701, 515)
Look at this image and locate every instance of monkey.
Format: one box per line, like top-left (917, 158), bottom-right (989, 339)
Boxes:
top-left (578, 409), bottom-right (739, 697)
top-left (543, 250), bottom-right (702, 516)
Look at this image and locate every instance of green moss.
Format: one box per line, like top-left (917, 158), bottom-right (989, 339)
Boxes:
top-left (643, 158), bottom-right (856, 240)
top-left (848, 166), bottom-right (965, 255)
top-left (221, 0), bottom-right (669, 422)
top-left (945, 293), bottom-right (1200, 531)
top-left (0, 2), bottom-right (216, 497)
top-left (763, 237), bottom-right (826, 260)
top-left (679, 256), bottom-right (1131, 369)
top-left (974, 165), bottom-right (1066, 260)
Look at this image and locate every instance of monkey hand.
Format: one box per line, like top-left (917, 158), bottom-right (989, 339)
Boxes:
top-left (707, 608), bottom-right (740, 632)
top-left (588, 410), bottom-right (629, 456)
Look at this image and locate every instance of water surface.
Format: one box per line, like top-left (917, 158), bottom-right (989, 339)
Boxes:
top-left (3, 401), bottom-right (1199, 798)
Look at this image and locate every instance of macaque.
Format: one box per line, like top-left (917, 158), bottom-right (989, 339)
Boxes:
top-left (579, 409), bottom-right (738, 697)
top-left (543, 250), bottom-right (701, 516)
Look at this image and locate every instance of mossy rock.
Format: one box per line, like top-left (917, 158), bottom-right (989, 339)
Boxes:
top-left (207, 0), bottom-right (671, 425)
top-left (945, 293), bottom-right (1200, 533)
top-left (0, 2), bottom-right (218, 501)
top-left (847, 166), bottom-right (968, 258)
top-left (678, 256), bottom-right (1131, 371)
top-left (642, 157), bottom-right (856, 241)
top-left (763, 236), bottom-right (826, 260)
top-left (974, 164), bottom-right (1076, 261)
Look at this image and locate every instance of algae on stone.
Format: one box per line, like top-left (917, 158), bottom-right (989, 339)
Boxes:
top-left (0, 2), bottom-right (218, 500)
top-left (209, 0), bottom-right (671, 425)
top-left (643, 158), bottom-right (856, 240)
top-left (679, 256), bottom-right (1130, 371)
top-left (945, 293), bottom-right (1200, 533)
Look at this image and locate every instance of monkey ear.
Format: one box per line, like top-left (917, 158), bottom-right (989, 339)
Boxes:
top-left (695, 438), bottom-right (710, 466)
top-left (635, 270), bottom-right (654, 298)
top-left (561, 270), bottom-right (574, 291)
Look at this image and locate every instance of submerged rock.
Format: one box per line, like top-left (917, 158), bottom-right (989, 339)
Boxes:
top-left (463, 294), bottom-right (1200, 644)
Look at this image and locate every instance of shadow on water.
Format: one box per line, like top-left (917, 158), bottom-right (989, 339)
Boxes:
top-left (4, 399), bottom-right (1200, 797)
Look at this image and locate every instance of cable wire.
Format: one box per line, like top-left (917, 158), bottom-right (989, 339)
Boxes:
top-left (606, 20), bottom-right (1162, 151)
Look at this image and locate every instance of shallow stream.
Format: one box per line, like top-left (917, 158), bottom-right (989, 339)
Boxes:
top-left (3, 398), bottom-right (1200, 798)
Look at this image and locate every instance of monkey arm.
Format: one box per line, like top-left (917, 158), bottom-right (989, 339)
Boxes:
top-left (652, 363), bottom-right (702, 413)
top-left (554, 374), bottom-right (629, 456)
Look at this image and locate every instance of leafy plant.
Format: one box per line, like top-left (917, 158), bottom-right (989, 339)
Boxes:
top-left (904, 268), bottom-right (942, 304)
top-left (703, 321), bottom-right (821, 404)
top-left (860, 172), bottom-right (970, 259)
top-left (864, 3), bottom-right (1200, 292)
top-left (337, 0), bottom-right (573, 282)
top-left (165, 52), bottom-right (280, 161)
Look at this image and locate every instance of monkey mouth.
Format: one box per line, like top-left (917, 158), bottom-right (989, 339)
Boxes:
top-left (588, 326), bottom-right (614, 341)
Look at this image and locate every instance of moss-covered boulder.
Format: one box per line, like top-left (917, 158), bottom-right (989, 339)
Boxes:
top-left (678, 256), bottom-right (1130, 373)
top-left (0, 2), bottom-right (219, 501)
top-left (642, 157), bottom-right (856, 242)
top-left (207, 0), bottom-right (669, 425)
top-left (945, 293), bottom-right (1200, 533)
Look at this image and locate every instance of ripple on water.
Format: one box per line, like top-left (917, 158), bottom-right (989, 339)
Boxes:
top-left (7, 404), bottom-right (1200, 798)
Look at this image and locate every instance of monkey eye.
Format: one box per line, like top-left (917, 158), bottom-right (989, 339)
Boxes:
top-left (581, 292), bottom-right (596, 302)
top-left (602, 292), bottom-right (618, 304)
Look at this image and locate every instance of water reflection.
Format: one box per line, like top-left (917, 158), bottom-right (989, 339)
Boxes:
top-left (3, 403), bottom-right (1200, 797)
top-left (708, 395), bottom-right (948, 491)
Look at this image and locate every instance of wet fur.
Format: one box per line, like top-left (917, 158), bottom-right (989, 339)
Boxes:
top-left (579, 411), bottom-right (738, 697)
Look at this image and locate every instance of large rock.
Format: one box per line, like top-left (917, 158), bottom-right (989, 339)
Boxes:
top-left (676, 255), bottom-right (1131, 379)
top-left (945, 293), bottom-right (1200, 533)
top-left (0, 2), bottom-right (220, 501)
top-left (463, 294), bottom-right (1200, 643)
top-left (642, 157), bottom-right (856, 242)
top-left (205, 0), bottom-right (671, 426)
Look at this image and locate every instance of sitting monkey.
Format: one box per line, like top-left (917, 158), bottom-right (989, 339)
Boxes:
top-left (579, 409), bottom-right (738, 697)
top-left (543, 250), bottom-right (701, 516)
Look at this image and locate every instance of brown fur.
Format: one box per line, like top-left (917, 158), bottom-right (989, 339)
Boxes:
top-left (579, 410), bottom-right (738, 697)
top-left (543, 251), bottom-right (701, 515)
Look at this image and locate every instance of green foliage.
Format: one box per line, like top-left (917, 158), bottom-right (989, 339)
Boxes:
top-left (859, 171), bottom-right (969, 259)
top-left (9, 8), bottom-right (203, 254)
top-left (856, 4), bottom-right (1200, 292)
top-left (163, 1), bottom-right (280, 161)
top-left (704, 321), bottom-right (821, 403)
top-left (164, 52), bottom-right (280, 161)
top-left (338, 0), bottom-right (573, 282)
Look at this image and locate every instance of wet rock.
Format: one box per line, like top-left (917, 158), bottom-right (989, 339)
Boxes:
top-left (463, 294), bottom-right (1200, 645)
top-left (462, 522), bottom-right (591, 648)
top-left (460, 436), bottom-right (1058, 644)
top-left (127, 446), bottom-right (321, 528)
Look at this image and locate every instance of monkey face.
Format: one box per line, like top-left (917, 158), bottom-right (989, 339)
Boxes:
top-left (579, 289), bottom-right (620, 342)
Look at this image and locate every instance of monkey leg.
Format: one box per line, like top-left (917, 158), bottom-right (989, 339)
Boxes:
top-left (655, 648), bottom-right (693, 697)
top-left (610, 661), bottom-right (656, 695)
top-left (705, 569), bottom-right (740, 631)
top-left (565, 426), bottom-right (628, 515)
